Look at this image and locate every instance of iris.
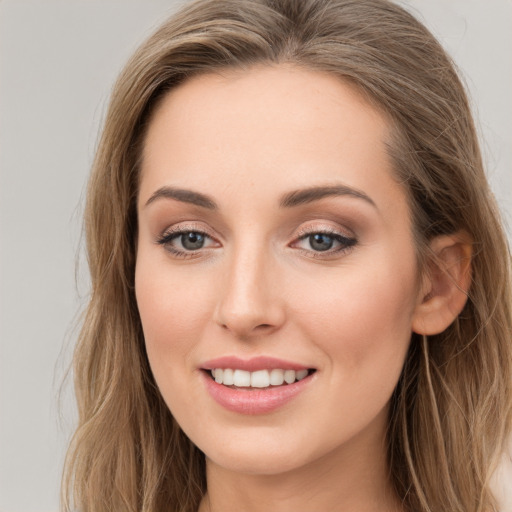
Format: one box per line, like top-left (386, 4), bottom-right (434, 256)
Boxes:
top-left (309, 233), bottom-right (334, 251)
top-left (181, 232), bottom-right (205, 250)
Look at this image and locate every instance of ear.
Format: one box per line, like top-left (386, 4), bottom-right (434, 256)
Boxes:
top-left (412, 232), bottom-right (472, 335)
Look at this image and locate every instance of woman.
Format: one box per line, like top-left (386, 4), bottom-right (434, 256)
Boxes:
top-left (62, 0), bottom-right (512, 511)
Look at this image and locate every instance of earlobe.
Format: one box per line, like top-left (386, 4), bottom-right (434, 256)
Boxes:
top-left (412, 232), bottom-right (472, 335)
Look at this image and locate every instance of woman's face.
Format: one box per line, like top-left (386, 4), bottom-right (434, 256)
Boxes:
top-left (136, 65), bottom-right (424, 475)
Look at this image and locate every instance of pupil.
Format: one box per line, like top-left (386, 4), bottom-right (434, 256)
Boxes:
top-left (309, 233), bottom-right (333, 251)
top-left (182, 232), bottom-right (205, 250)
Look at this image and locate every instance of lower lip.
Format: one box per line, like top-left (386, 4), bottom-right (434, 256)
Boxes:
top-left (201, 371), bottom-right (314, 415)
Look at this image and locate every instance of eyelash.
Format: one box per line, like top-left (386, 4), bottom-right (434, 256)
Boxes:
top-left (156, 226), bottom-right (357, 260)
top-left (293, 228), bottom-right (357, 258)
top-left (156, 225), bottom-right (218, 259)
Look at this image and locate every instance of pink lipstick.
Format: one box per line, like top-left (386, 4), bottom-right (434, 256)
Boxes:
top-left (202, 355), bottom-right (309, 372)
top-left (200, 356), bottom-right (315, 415)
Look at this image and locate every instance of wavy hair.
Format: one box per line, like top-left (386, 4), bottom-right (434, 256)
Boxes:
top-left (62, 1), bottom-right (512, 511)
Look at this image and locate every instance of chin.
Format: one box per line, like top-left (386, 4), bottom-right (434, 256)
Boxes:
top-left (205, 444), bottom-right (310, 476)
top-left (188, 424), bottom-right (337, 477)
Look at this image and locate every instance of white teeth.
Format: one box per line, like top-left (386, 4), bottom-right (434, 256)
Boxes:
top-left (296, 369), bottom-right (308, 381)
top-left (251, 370), bottom-right (270, 388)
top-left (222, 368), bottom-right (234, 385)
top-left (233, 369), bottom-right (251, 387)
top-left (284, 370), bottom-right (296, 384)
top-left (210, 368), bottom-right (311, 388)
top-left (214, 368), bottom-right (223, 383)
top-left (269, 369), bottom-right (284, 385)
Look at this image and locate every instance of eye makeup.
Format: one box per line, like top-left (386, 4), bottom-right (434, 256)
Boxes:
top-left (290, 224), bottom-right (357, 260)
top-left (156, 222), bottom-right (220, 259)
top-left (155, 221), bottom-right (358, 262)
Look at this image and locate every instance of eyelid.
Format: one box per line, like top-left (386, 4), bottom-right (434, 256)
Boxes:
top-left (290, 223), bottom-right (358, 257)
top-left (155, 220), bottom-right (356, 259)
top-left (293, 223), bottom-right (354, 240)
top-left (157, 221), bottom-right (218, 241)
top-left (155, 221), bottom-right (222, 259)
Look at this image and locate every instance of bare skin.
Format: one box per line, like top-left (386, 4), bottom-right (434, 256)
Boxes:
top-left (135, 65), bottom-right (470, 512)
top-left (198, 420), bottom-right (401, 512)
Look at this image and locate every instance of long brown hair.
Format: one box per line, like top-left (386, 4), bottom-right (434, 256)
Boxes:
top-left (62, 1), bottom-right (512, 510)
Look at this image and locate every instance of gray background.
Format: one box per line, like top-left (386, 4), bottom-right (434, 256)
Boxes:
top-left (0, 1), bottom-right (510, 511)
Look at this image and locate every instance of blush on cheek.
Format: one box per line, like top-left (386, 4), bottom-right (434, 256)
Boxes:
top-left (306, 272), bottom-right (414, 373)
top-left (136, 267), bottom-right (215, 368)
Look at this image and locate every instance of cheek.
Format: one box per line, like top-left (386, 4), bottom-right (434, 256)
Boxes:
top-left (134, 255), bottom-right (220, 422)
top-left (291, 253), bottom-right (418, 373)
top-left (135, 254), bottom-right (215, 363)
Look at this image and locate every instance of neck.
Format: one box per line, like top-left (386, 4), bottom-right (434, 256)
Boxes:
top-left (198, 415), bottom-right (403, 512)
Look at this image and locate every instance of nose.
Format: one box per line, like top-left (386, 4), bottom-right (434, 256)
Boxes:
top-left (213, 245), bottom-right (286, 339)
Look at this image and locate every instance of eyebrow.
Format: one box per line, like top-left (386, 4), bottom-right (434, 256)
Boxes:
top-left (145, 186), bottom-right (218, 210)
top-left (144, 184), bottom-right (376, 210)
top-left (279, 185), bottom-right (376, 209)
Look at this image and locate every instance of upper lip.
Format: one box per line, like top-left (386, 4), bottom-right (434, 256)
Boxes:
top-left (201, 356), bottom-right (312, 372)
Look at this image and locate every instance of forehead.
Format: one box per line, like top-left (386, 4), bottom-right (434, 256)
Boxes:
top-left (139, 65), bottom-right (404, 217)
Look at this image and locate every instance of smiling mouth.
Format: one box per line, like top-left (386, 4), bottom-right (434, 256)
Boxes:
top-left (205, 368), bottom-right (316, 389)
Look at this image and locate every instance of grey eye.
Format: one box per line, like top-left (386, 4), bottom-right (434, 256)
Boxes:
top-left (292, 230), bottom-right (357, 255)
top-left (180, 232), bottom-right (206, 250)
top-left (308, 233), bottom-right (334, 251)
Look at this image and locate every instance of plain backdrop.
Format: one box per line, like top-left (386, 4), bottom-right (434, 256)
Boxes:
top-left (0, 1), bottom-right (511, 511)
